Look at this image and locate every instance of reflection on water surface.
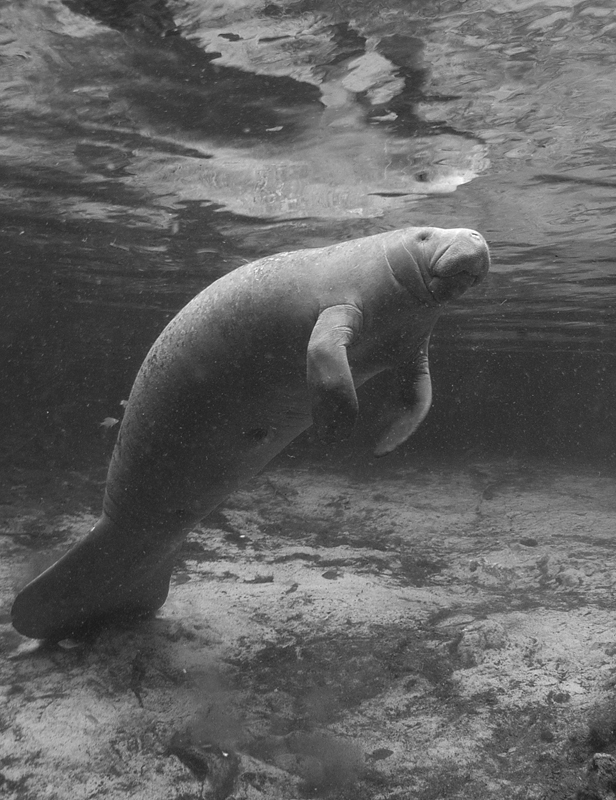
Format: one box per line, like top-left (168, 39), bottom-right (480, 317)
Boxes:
top-left (2, 0), bottom-right (616, 463)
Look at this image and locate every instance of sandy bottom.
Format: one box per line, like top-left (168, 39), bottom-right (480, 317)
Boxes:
top-left (1, 454), bottom-right (616, 799)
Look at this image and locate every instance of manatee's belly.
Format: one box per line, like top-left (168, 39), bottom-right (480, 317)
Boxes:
top-left (103, 376), bottom-right (313, 532)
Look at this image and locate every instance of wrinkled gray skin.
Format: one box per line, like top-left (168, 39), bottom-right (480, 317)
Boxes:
top-left (12, 226), bottom-right (490, 640)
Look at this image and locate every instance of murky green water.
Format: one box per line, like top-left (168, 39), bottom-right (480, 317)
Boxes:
top-left (2, 0), bottom-right (616, 466)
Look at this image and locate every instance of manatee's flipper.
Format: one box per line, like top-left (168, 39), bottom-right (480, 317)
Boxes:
top-left (307, 304), bottom-right (363, 443)
top-left (11, 514), bottom-right (176, 640)
top-left (374, 335), bottom-right (433, 457)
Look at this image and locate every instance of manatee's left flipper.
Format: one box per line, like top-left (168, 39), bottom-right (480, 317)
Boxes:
top-left (374, 334), bottom-right (433, 457)
top-left (307, 303), bottom-right (363, 442)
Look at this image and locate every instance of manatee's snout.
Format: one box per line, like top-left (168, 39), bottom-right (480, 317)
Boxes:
top-left (426, 228), bottom-right (490, 302)
top-left (384, 226), bottom-right (490, 306)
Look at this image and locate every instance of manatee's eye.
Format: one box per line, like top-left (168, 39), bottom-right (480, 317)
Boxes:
top-left (418, 230), bottom-right (431, 242)
top-left (415, 170), bottom-right (430, 182)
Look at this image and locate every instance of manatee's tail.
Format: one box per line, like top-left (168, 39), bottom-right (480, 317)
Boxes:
top-left (11, 514), bottom-right (176, 640)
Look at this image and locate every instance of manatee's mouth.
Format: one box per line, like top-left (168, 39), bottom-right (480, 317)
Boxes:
top-left (427, 270), bottom-right (481, 302)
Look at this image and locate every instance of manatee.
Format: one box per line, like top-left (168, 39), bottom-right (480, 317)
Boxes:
top-left (11, 226), bottom-right (490, 639)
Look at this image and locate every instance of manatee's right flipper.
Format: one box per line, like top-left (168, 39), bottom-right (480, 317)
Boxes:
top-left (11, 514), bottom-right (176, 640)
top-left (373, 334), bottom-right (433, 457)
top-left (306, 303), bottom-right (363, 443)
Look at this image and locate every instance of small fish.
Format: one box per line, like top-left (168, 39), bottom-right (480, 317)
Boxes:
top-left (244, 574), bottom-right (274, 584)
top-left (99, 417), bottom-right (119, 429)
top-left (368, 747), bottom-right (394, 761)
top-left (129, 650), bottom-right (146, 708)
top-left (168, 731), bottom-right (240, 799)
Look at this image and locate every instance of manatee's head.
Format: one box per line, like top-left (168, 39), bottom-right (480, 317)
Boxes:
top-left (385, 226), bottom-right (490, 305)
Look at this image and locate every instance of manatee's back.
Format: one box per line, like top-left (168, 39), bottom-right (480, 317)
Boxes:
top-left (102, 256), bottom-right (324, 535)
